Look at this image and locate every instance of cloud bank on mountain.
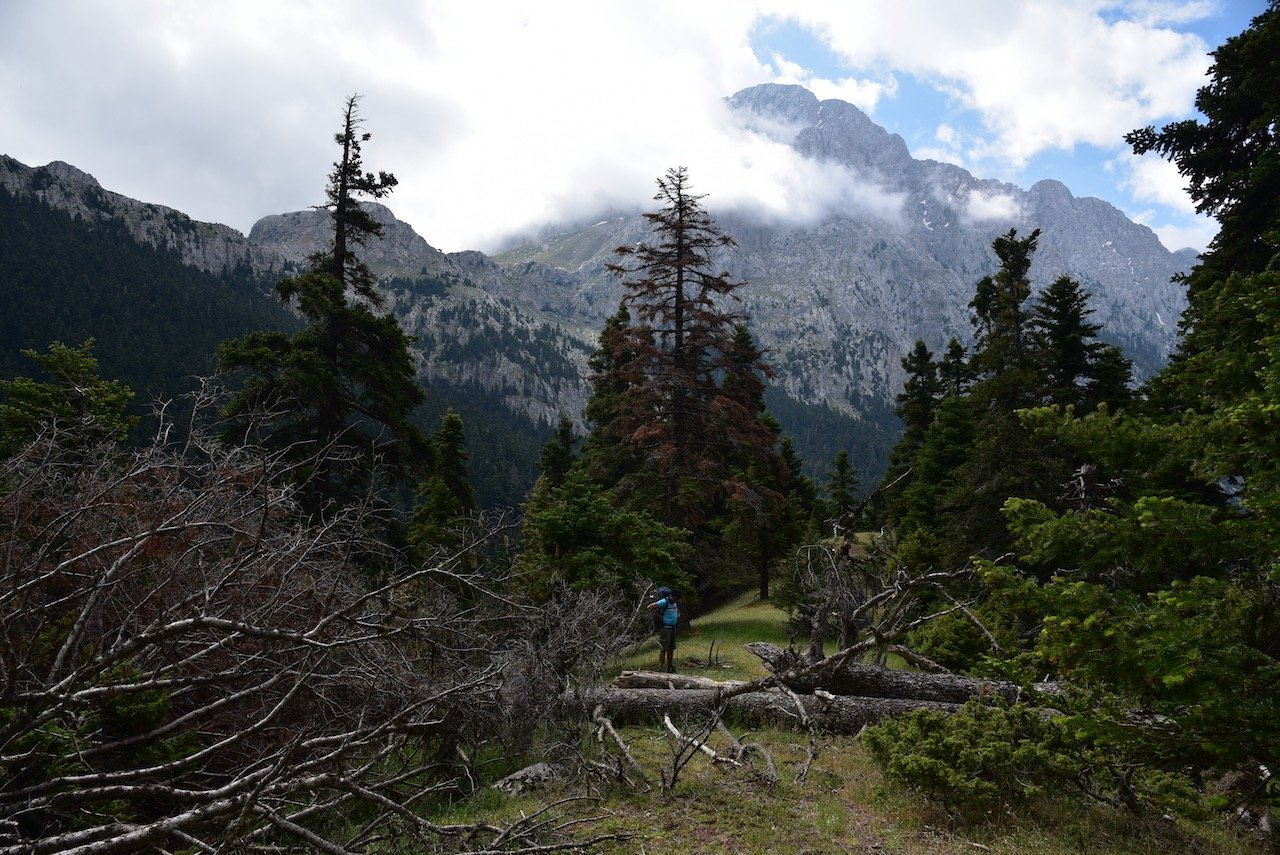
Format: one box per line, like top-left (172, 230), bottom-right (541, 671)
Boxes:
top-left (0, 0), bottom-right (1241, 253)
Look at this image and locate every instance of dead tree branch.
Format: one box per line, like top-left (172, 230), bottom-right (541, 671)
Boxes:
top-left (0, 405), bottom-right (626, 855)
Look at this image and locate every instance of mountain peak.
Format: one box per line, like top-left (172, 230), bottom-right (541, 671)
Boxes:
top-left (728, 84), bottom-right (912, 176)
top-left (41, 160), bottom-right (101, 186)
top-left (727, 83), bottom-right (821, 127)
top-left (1030, 178), bottom-right (1074, 199)
top-left (250, 202), bottom-right (450, 278)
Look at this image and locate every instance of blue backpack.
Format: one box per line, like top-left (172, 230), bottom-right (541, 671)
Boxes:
top-left (652, 588), bottom-right (675, 630)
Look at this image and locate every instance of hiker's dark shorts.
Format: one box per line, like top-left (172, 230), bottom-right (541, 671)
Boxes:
top-left (658, 625), bottom-right (677, 652)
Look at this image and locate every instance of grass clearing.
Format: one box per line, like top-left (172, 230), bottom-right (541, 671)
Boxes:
top-left (450, 727), bottom-right (1257, 854)
top-left (443, 591), bottom-right (1264, 854)
top-left (613, 589), bottom-right (792, 681)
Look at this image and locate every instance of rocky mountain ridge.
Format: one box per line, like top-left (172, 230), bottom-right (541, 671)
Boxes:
top-left (495, 85), bottom-right (1194, 413)
top-left (3, 85), bottom-right (1196, 478)
top-left (0, 155), bottom-right (285, 280)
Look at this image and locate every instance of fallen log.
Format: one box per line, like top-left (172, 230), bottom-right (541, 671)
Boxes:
top-left (746, 642), bottom-right (1060, 704)
top-left (612, 670), bottom-right (745, 691)
top-left (565, 687), bottom-right (960, 735)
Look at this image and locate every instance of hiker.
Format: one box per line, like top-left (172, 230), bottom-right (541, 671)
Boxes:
top-left (649, 587), bottom-right (680, 673)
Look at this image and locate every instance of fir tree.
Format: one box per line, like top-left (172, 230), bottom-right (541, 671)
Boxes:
top-left (712, 325), bottom-right (789, 598)
top-left (884, 339), bottom-right (941, 498)
top-left (0, 339), bottom-right (136, 456)
top-left (896, 340), bottom-right (941, 446)
top-left (514, 469), bottom-right (692, 601)
top-left (410, 409), bottom-right (478, 556)
top-left (579, 307), bottom-right (644, 493)
top-left (594, 167), bottom-right (780, 531)
top-left (1028, 275), bottom-right (1133, 412)
top-left (938, 338), bottom-right (971, 397)
top-left (969, 229), bottom-right (1041, 412)
top-left (825, 449), bottom-right (860, 522)
top-left (218, 96), bottom-right (428, 516)
top-left (432, 408), bottom-right (475, 513)
top-left (538, 414), bottom-right (578, 489)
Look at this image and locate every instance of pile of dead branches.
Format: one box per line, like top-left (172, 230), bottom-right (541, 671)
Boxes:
top-left (0, 414), bottom-right (632, 855)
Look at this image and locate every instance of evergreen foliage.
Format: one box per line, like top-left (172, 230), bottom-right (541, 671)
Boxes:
top-left (514, 469), bottom-right (692, 601)
top-left (1029, 275), bottom-right (1132, 412)
top-left (866, 6), bottom-right (1280, 826)
top-left (1126, 1), bottom-right (1280, 284)
top-left (579, 306), bottom-right (644, 492)
top-left (894, 340), bottom-right (941, 458)
top-left (591, 167), bottom-right (784, 532)
top-left (762, 385), bottom-right (895, 488)
top-left (409, 409), bottom-right (479, 556)
top-left (882, 339), bottom-right (941, 513)
top-left (538, 413), bottom-right (578, 489)
top-left (968, 228), bottom-right (1041, 412)
top-left (218, 96), bottom-right (429, 516)
top-left (0, 340), bottom-right (137, 456)
top-left (0, 186), bottom-right (294, 433)
top-left (880, 230), bottom-right (1134, 568)
top-left (580, 168), bottom-right (795, 599)
top-left (824, 449), bottom-right (859, 521)
top-left (416, 381), bottom-right (546, 510)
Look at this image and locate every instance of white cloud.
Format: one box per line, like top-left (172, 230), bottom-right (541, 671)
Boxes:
top-left (0, 0), bottom-right (1231, 254)
top-left (962, 188), bottom-right (1025, 224)
top-left (2, 0), bottom-right (778, 251)
top-left (700, 105), bottom-right (909, 226)
top-left (1124, 0), bottom-right (1215, 26)
top-left (758, 1), bottom-right (1212, 168)
top-left (808, 76), bottom-right (898, 113)
top-left (765, 53), bottom-right (897, 114)
top-left (1129, 207), bottom-right (1216, 252)
top-left (1107, 148), bottom-right (1217, 250)
top-left (1110, 150), bottom-right (1197, 213)
top-left (913, 123), bottom-right (971, 166)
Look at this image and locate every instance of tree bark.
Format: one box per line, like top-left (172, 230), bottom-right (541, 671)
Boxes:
top-left (612, 670), bottom-right (746, 691)
top-left (745, 642), bottom-right (1059, 704)
top-left (565, 688), bottom-right (960, 735)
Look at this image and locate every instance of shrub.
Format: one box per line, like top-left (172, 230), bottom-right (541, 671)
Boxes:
top-left (864, 697), bottom-right (1203, 821)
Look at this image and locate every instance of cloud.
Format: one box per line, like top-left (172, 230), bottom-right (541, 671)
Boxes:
top-left (0, 0), bottom-right (1227, 254)
top-left (913, 123), bottom-right (973, 166)
top-left (694, 105), bottom-right (909, 227)
top-left (764, 52), bottom-right (898, 114)
top-left (1129, 208), bottom-right (1217, 252)
top-left (1110, 150), bottom-right (1197, 213)
top-left (2, 1), bottom-right (776, 251)
top-left (808, 76), bottom-right (899, 112)
top-left (1125, 0), bottom-right (1215, 27)
top-left (758, 1), bottom-right (1211, 168)
top-left (962, 188), bottom-right (1025, 224)
top-left (1108, 148), bottom-right (1216, 250)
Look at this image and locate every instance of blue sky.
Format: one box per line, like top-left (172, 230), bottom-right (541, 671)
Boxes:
top-left (1, 1), bottom-right (1266, 253)
top-left (747, 2), bottom-right (1268, 252)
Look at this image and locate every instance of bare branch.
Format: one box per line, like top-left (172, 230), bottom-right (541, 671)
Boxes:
top-left (0, 397), bottom-right (625, 854)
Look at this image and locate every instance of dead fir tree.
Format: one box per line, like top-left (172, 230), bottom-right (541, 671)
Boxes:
top-left (598, 166), bottom-right (783, 534)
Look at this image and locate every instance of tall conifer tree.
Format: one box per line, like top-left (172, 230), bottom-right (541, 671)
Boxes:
top-left (1028, 275), bottom-right (1132, 412)
top-left (595, 167), bottom-right (780, 530)
top-left (218, 95), bottom-right (427, 516)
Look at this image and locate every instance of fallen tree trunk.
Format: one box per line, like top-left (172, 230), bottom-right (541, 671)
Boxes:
top-left (565, 688), bottom-right (960, 735)
top-left (746, 642), bottom-right (1059, 704)
top-left (612, 671), bottom-right (745, 691)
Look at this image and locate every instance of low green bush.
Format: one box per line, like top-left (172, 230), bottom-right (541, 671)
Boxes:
top-left (863, 698), bottom-right (1201, 821)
